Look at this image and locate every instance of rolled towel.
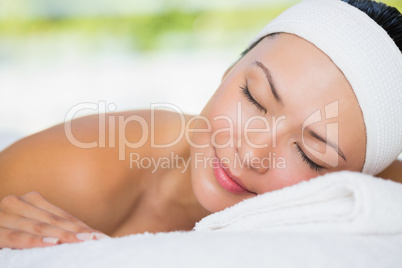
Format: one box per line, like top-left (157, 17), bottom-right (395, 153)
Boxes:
top-left (194, 171), bottom-right (402, 234)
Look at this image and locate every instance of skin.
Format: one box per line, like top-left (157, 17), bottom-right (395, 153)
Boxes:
top-left (0, 33), bottom-right (399, 249)
top-left (191, 34), bottom-right (366, 212)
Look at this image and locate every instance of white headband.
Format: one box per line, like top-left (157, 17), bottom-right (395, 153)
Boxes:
top-left (251, 0), bottom-right (402, 175)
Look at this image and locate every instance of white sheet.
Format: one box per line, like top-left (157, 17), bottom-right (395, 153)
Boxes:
top-left (1, 232), bottom-right (402, 268)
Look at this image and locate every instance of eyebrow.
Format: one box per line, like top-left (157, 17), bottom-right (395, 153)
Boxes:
top-left (254, 60), bottom-right (284, 106)
top-left (308, 129), bottom-right (347, 162)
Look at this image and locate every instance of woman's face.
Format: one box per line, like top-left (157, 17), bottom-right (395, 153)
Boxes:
top-left (190, 33), bottom-right (366, 212)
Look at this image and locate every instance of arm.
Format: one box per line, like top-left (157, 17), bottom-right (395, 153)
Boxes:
top-left (0, 111), bottom-right (147, 248)
top-left (0, 109), bottom-right (188, 248)
top-left (0, 113), bottom-right (128, 232)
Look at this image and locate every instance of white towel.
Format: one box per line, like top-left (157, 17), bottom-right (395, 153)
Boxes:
top-left (194, 171), bottom-right (402, 234)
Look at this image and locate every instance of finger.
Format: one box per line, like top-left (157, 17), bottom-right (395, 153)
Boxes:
top-left (0, 195), bottom-right (96, 235)
top-left (21, 192), bottom-right (91, 229)
top-left (0, 210), bottom-right (92, 244)
top-left (0, 227), bottom-right (60, 249)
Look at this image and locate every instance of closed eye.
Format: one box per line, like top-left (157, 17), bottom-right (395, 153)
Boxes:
top-left (295, 143), bottom-right (324, 173)
top-left (240, 83), bottom-right (267, 114)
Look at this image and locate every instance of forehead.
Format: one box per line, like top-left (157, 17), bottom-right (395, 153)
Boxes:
top-left (242, 33), bottom-right (359, 118)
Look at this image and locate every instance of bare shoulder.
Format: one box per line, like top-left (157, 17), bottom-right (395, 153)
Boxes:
top-left (0, 109), bottom-right (192, 233)
top-left (376, 159), bottom-right (402, 183)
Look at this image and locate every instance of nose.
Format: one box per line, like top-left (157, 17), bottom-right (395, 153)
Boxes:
top-left (237, 131), bottom-right (273, 174)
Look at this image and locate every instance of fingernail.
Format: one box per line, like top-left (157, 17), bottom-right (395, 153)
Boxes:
top-left (92, 232), bottom-right (110, 240)
top-left (43, 237), bottom-right (59, 244)
top-left (76, 232), bottom-right (95, 241)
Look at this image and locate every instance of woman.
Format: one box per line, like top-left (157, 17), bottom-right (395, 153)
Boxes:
top-left (0, 0), bottom-right (401, 249)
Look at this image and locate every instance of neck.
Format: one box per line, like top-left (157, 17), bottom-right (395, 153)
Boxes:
top-left (148, 140), bottom-right (211, 226)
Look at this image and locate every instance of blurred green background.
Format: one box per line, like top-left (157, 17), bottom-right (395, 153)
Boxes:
top-left (0, 0), bottom-right (401, 63)
top-left (0, 0), bottom-right (293, 52)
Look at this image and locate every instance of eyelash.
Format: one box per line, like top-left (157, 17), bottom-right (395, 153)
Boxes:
top-left (240, 83), bottom-right (267, 113)
top-left (295, 144), bottom-right (324, 173)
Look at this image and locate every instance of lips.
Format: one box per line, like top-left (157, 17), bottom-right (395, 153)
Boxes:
top-left (212, 156), bottom-right (252, 194)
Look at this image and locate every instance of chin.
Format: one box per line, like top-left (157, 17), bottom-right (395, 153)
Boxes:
top-left (191, 172), bottom-right (223, 212)
top-left (190, 167), bottom-right (250, 213)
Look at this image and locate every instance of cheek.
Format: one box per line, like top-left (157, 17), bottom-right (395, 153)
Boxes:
top-left (264, 169), bottom-right (310, 191)
top-left (256, 151), bottom-right (322, 193)
top-left (196, 90), bottom-right (242, 146)
top-left (200, 75), bottom-right (248, 119)
top-left (205, 92), bottom-right (239, 120)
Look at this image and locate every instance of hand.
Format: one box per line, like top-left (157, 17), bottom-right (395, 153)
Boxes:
top-left (0, 191), bottom-right (109, 249)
